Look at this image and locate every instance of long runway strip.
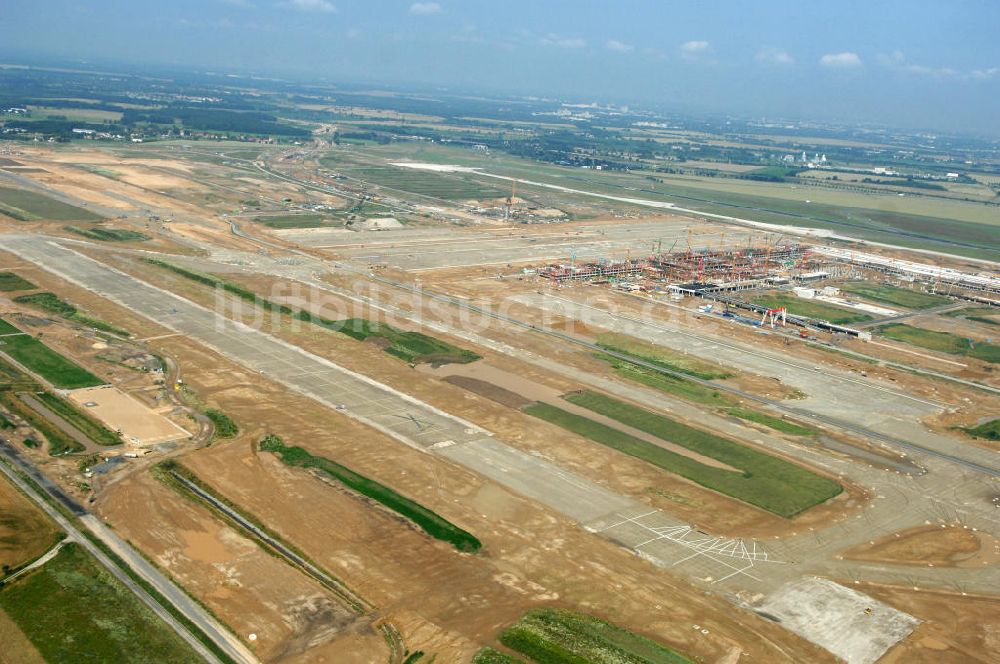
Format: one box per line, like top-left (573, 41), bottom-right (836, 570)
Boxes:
top-left (2, 235), bottom-right (776, 588)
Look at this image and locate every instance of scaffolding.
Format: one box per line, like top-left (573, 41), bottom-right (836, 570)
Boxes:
top-left (537, 242), bottom-right (812, 285)
top-left (539, 258), bottom-right (649, 282)
top-left (812, 246), bottom-right (1000, 296)
top-left (650, 243), bottom-right (809, 283)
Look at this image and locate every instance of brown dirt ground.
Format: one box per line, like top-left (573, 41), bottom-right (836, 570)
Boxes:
top-left (843, 524), bottom-right (1000, 569)
top-left (96, 470), bottom-right (385, 664)
top-left (0, 473), bottom-right (60, 573)
top-left (428, 361), bottom-right (741, 472)
top-left (149, 265), bottom-right (864, 539)
top-left (143, 334), bottom-right (832, 663)
top-left (855, 583), bottom-right (1000, 664)
top-left (68, 385), bottom-right (188, 445)
top-left (442, 375), bottom-right (533, 409)
top-left (0, 250), bottom-right (200, 492)
top-left (0, 150), bottom-right (927, 661)
top-left (535, 286), bottom-right (1000, 447)
top-left (4, 244), bottom-right (864, 539)
top-left (0, 608), bottom-right (45, 664)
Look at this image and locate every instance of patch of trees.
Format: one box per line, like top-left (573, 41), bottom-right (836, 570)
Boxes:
top-left (121, 107), bottom-right (309, 136)
top-left (2, 120), bottom-right (127, 138)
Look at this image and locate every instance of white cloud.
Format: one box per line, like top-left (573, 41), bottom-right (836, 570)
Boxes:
top-left (282, 0), bottom-right (336, 12)
top-left (907, 64), bottom-right (958, 77)
top-left (971, 67), bottom-right (999, 80)
top-left (606, 39), bottom-right (634, 53)
top-left (878, 51), bottom-right (960, 78)
top-left (754, 48), bottom-right (794, 66)
top-left (346, 27), bottom-right (361, 39)
top-left (680, 40), bottom-right (710, 56)
top-left (409, 2), bottom-right (441, 15)
top-left (540, 33), bottom-right (586, 49)
top-left (879, 50), bottom-right (905, 66)
top-left (820, 52), bottom-right (863, 68)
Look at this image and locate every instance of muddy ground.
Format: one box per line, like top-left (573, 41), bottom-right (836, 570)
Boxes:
top-left (861, 583), bottom-right (1000, 664)
top-left (844, 524), bottom-right (1000, 569)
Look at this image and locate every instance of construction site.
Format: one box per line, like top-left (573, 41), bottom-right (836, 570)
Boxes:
top-left (1, 136), bottom-right (1000, 664)
top-left (530, 238), bottom-right (1000, 339)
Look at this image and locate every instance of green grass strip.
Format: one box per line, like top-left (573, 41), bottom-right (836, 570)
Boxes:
top-left (755, 293), bottom-right (873, 325)
top-left (595, 353), bottom-right (813, 436)
top-left (0, 327), bottom-right (103, 389)
top-left (473, 647), bottom-right (525, 664)
top-left (595, 336), bottom-right (733, 380)
top-left (878, 323), bottom-right (1000, 363)
top-left (595, 353), bottom-right (734, 407)
top-left (204, 408), bottom-right (238, 438)
top-left (526, 394), bottom-right (840, 517)
top-left (145, 258), bottom-right (480, 365)
top-left (498, 608), bottom-right (692, 664)
top-left (962, 418), bottom-right (1000, 441)
top-left (64, 225), bottom-right (150, 242)
top-left (13, 292), bottom-right (131, 337)
top-left (0, 272), bottom-right (36, 292)
top-left (0, 318), bottom-right (22, 335)
top-left (75, 530), bottom-right (238, 664)
top-left (839, 282), bottom-right (950, 310)
top-left (260, 434), bottom-right (481, 552)
top-left (723, 408), bottom-right (815, 436)
top-left (34, 392), bottom-right (121, 446)
top-left (0, 392), bottom-right (84, 456)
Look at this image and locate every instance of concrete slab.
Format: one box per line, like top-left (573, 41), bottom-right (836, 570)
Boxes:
top-left (68, 385), bottom-right (190, 446)
top-left (754, 577), bottom-right (919, 664)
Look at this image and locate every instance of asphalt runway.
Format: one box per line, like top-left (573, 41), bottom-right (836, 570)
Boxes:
top-left (512, 292), bottom-right (1000, 475)
top-left (276, 221), bottom-right (754, 271)
top-left (2, 234), bottom-right (785, 591)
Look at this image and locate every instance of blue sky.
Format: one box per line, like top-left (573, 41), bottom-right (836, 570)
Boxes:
top-left (2, 1), bottom-right (998, 134)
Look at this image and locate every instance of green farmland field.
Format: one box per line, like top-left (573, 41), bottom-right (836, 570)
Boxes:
top-left (334, 318), bottom-right (481, 365)
top-left (962, 419), bottom-right (1000, 441)
top-left (251, 213), bottom-right (331, 228)
top-left (0, 272), bottom-right (36, 292)
top-left (473, 647), bottom-right (524, 663)
top-left (839, 282), bottom-right (950, 309)
top-left (343, 141), bottom-right (1000, 261)
top-left (596, 333), bottom-right (733, 380)
top-left (13, 292), bottom-right (130, 336)
top-left (64, 225), bottom-right (150, 242)
top-left (0, 318), bottom-right (22, 336)
top-left (754, 293), bottom-right (873, 325)
top-left (147, 259), bottom-right (479, 365)
top-left (526, 392), bottom-right (841, 517)
top-left (0, 187), bottom-right (103, 221)
top-left (0, 321), bottom-right (103, 389)
top-left (496, 608), bottom-right (692, 664)
top-left (943, 307), bottom-right (1000, 327)
top-left (0, 543), bottom-right (202, 664)
top-left (878, 324), bottom-right (1000, 363)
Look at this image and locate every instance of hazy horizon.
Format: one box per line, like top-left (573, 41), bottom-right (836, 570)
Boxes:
top-left (2, 1), bottom-right (998, 136)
